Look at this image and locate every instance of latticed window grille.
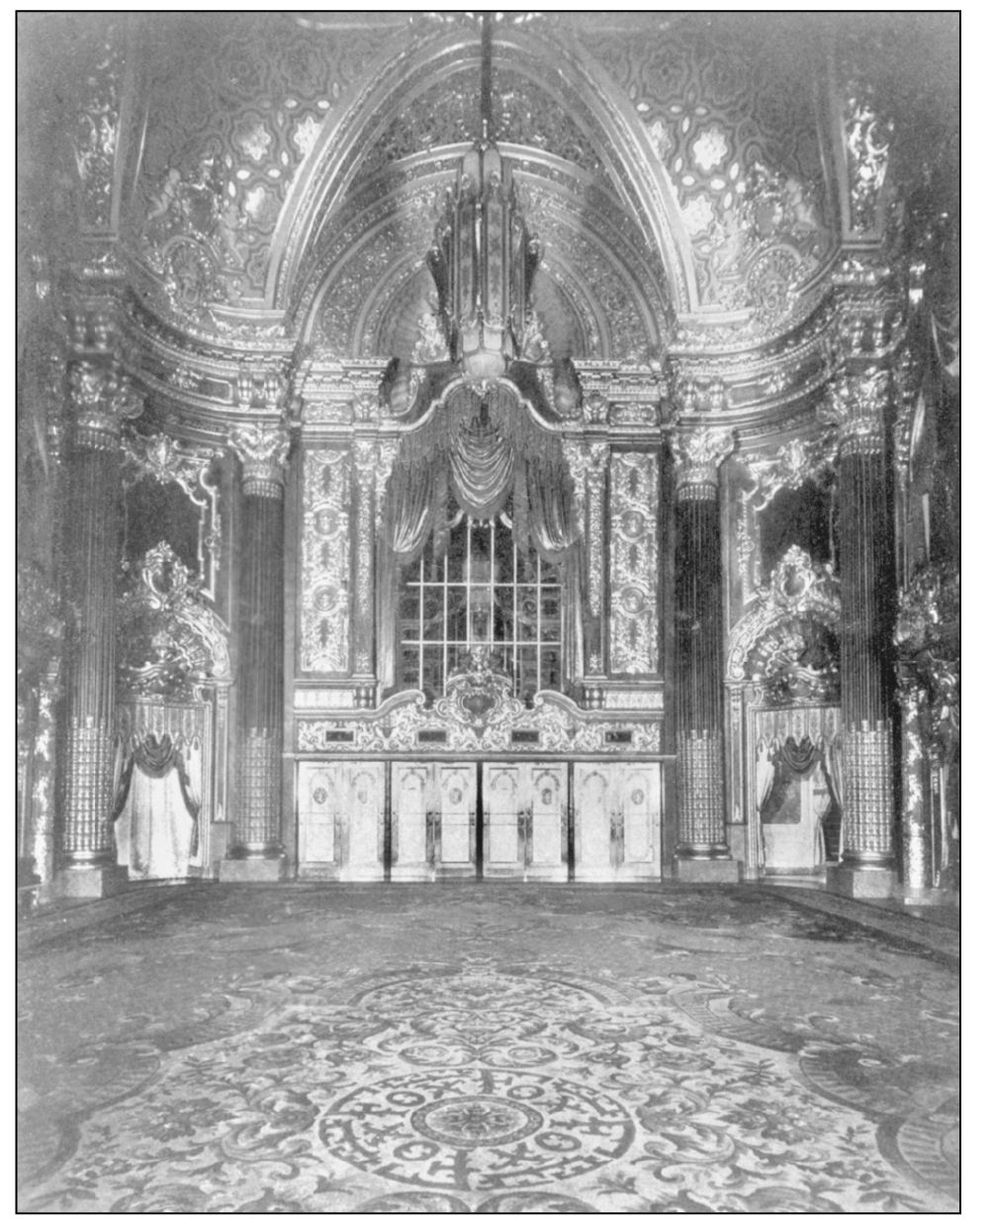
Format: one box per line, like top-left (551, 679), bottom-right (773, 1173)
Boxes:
top-left (398, 508), bottom-right (562, 702)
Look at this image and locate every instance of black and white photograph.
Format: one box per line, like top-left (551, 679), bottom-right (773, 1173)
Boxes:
top-left (17, 8), bottom-right (960, 1214)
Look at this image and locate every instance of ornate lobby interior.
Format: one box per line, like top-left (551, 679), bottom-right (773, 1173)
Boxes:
top-left (17, 11), bottom-right (959, 1213)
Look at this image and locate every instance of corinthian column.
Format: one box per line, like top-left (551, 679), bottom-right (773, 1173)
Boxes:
top-left (224, 421), bottom-right (290, 878)
top-left (826, 369), bottom-right (897, 897)
top-left (58, 361), bottom-right (142, 897)
top-left (671, 427), bottom-right (740, 882)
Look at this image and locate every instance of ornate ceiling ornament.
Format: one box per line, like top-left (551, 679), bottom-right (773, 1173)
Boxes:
top-left (670, 427), bottom-right (735, 495)
top-left (229, 421), bottom-right (291, 496)
top-left (117, 542), bottom-right (231, 700)
top-left (68, 362), bottom-right (143, 447)
top-left (820, 367), bottom-right (889, 453)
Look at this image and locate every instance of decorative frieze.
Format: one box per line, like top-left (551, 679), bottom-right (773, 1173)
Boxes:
top-left (608, 451), bottom-right (659, 674)
top-left (229, 421), bottom-right (290, 497)
top-left (296, 689), bottom-right (660, 757)
top-left (300, 449), bottom-right (351, 674)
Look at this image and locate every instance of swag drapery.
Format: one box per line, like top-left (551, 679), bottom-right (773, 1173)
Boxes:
top-left (755, 734), bottom-right (842, 868)
top-left (376, 379), bottom-right (584, 691)
top-left (111, 732), bottom-right (202, 878)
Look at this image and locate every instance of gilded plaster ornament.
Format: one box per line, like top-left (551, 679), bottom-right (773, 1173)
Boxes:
top-left (229, 421), bottom-right (290, 494)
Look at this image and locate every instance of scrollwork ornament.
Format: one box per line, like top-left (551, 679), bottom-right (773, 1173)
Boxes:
top-left (229, 421), bottom-right (290, 497)
top-left (670, 427), bottom-right (735, 495)
top-left (117, 542), bottom-right (231, 699)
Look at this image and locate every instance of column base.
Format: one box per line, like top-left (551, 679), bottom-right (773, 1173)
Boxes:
top-left (219, 856), bottom-right (287, 883)
top-left (54, 863), bottom-right (130, 900)
top-left (902, 885), bottom-right (958, 908)
top-left (827, 864), bottom-right (897, 900)
top-left (674, 857), bottom-right (742, 884)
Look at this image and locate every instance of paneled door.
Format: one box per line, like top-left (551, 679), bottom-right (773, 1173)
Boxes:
top-left (391, 763), bottom-right (432, 881)
top-left (481, 762), bottom-right (567, 880)
top-left (574, 763), bottom-right (662, 881)
top-left (436, 763), bottom-right (477, 878)
top-left (483, 764), bottom-right (525, 876)
top-left (340, 762), bottom-right (385, 880)
top-left (298, 761), bottom-right (386, 880)
top-left (525, 763), bottom-right (568, 881)
top-left (613, 764), bottom-right (661, 881)
top-left (574, 764), bottom-right (613, 881)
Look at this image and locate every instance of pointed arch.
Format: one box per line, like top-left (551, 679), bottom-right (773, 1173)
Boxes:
top-left (266, 24), bottom-right (699, 317)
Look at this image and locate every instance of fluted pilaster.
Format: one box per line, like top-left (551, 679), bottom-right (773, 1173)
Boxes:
top-left (61, 362), bottom-right (142, 868)
top-left (829, 370), bottom-right (897, 877)
top-left (230, 422), bottom-right (289, 858)
top-left (671, 428), bottom-right (734, 862)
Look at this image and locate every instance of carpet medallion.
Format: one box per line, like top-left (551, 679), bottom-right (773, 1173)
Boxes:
top-left (17, 884), bottom-right (958, 1213)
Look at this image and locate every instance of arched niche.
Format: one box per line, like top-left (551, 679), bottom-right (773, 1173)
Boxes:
top-left (724, 547), bottom-right (842, 876)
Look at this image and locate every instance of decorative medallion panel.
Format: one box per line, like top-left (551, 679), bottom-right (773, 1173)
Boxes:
top-left (609, 452), bottom-right (659, 675)
top-left (299, 449), bottom-right (351, 674)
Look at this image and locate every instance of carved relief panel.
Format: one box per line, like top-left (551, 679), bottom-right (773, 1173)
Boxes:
top-left (608, 450), bottom-right (659, 675)
top-left (300, 448), bottom-right (351, 674)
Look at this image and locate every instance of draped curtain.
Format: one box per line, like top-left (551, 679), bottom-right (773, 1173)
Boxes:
top-left (757, 734), bottom-right (838, 868)
top-left (111, 732), bottom-right (202, 878)
top-left (377, 382), bottom-right (583, 691)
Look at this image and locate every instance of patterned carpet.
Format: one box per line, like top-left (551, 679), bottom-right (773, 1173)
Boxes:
top-left (17, 884), bottom-right (958, 1213)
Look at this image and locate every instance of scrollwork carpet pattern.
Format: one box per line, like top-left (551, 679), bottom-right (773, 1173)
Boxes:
top-left (18, 885), bottom-right (958, 1212)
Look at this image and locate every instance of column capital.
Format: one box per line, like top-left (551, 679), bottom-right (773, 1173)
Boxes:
top-left (229, 421), bottom-right (291, 497)
top-left (68, 361), bottom-right (142, 448)
top-left (670, 427), bottom-right (735, 497)
top-left (821, 367), bottom-right (890, 453)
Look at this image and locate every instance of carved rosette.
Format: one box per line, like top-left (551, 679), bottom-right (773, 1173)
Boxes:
top-left (670, 427), bottom-right (734, 499)
top-left (823, 369), bottom-right (889, 456)
top-left (69, 362), bottom-right (143, 449)
top-left (229, 421), bottom-right (291, 498)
